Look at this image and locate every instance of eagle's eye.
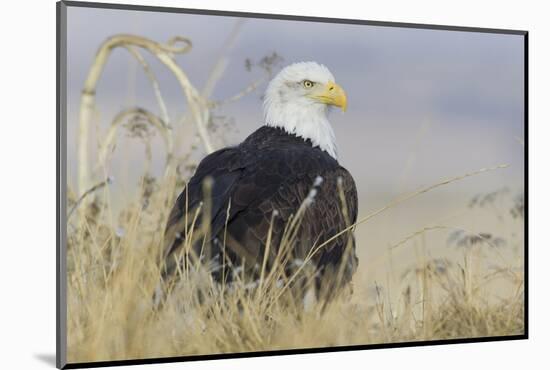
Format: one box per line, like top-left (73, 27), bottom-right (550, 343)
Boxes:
top-left (302, 80), bottom-right (315, 89)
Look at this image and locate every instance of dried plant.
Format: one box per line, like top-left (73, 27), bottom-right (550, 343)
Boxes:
top-left (447, 230), bottom-right (507, 249)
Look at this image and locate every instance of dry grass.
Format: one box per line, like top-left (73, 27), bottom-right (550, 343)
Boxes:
top-left (66, 31), bottom-right (525, 364)
top-left (66, 171), bottom-right (524, 364)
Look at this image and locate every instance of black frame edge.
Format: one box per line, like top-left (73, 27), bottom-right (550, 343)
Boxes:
top-left (64, 335), bottom-right (527, 369)
top-left (523, 32), bottom-right (529, 339)
top-left (57, 1), bottom-right (68, 369)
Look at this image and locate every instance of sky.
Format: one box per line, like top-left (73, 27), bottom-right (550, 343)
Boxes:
top-left (66, 6), bottom-right (525, 236)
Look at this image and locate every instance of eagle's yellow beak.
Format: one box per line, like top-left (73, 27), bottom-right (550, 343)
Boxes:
top-left (311, 81), bottom-right (347, 112)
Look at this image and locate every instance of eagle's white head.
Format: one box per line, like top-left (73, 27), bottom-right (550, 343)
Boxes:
top-left (263, 62), bottom-right (347, 159)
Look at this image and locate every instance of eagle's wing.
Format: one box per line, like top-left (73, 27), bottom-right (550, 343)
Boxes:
top-left (162, 147), bottom-right (244, 277)
top-left (161, 145), bottom-right (358, 289)
top-left (240, 163), bottom-right (358, 286)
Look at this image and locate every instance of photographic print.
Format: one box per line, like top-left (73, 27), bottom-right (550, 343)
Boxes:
top-left (57, 1), bottom-right (527, 368)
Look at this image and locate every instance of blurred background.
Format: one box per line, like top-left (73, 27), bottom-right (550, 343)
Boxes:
top-left (66, 7), bottom-right (524, 299)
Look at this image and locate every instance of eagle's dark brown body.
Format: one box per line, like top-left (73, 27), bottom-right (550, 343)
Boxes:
top-left (160, 125), bottom-right (358, 300)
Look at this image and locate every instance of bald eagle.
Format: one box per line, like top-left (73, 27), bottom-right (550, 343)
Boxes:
top-left (157, 62), bottom-right (358, 305)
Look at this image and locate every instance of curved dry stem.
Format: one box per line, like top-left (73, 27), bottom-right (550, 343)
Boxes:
top-left (67, 178), bottom-right (112, 220)
top-left (124, 46), bottom-right (171, 125)
top-left (78, 34), bottom-right (212, 202)
top-left (96, 108), bottom-right (174, 180)
top-left (389, 226), bottom-right (448, 250)
top-left (320, 164), bottom-right (510, 255)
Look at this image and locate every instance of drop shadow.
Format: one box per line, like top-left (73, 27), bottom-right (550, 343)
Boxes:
top-left (34, 353), bottom-right (56, 367)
